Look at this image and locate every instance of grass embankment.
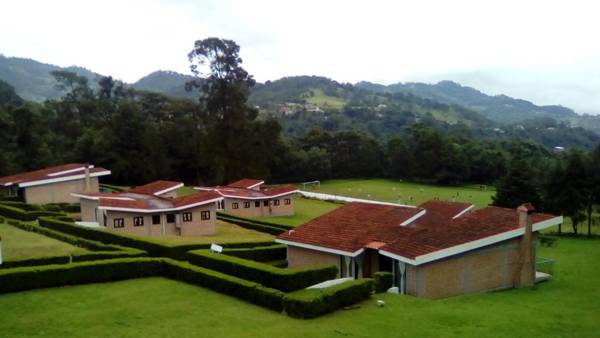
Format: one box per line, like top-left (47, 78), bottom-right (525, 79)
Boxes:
top-left (0, 221), bottom-right (86, 261)
top-left (0, 237), bottom-right (596, 337)
top-left (303, 178), bottom-right (495, 209)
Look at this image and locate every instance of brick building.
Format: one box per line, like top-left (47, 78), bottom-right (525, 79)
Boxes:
top-left (195, 179), bottom-right (298, 218)
top-left (276, 200), bottom-right (561, 298)
top-left (73, 180), bottom-right (222, 237)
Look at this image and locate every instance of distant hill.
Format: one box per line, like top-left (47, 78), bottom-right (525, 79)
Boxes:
top-left (0, 78), bottom-right (23, 105)
top-left (356, 80), bottom-right (578, 124)
top-left (132, 70), bottom-right (197, 99)
top-left (0, 54), bottom-right (101, 101)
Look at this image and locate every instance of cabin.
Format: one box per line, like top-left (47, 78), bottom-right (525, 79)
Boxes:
top-left (276, 200), bottom-right (562, 299)
top-left (0, 163), bottom-right (111, 204)
top-left (72, 180), bottom-right (222, 237)
top-left (195, 179), bottom-right (298, 218)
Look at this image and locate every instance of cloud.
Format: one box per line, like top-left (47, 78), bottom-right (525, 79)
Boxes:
top-left (0, 0), bottom-right (599, 113)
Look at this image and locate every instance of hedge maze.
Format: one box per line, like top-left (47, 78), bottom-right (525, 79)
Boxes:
top-left (0, 200), bottom-right (377, 318)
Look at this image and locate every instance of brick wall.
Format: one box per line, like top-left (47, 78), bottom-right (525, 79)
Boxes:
top-left (287, 246), bottom-right (339, 274)
top-left (223, 195), bottom-right (294, 218)
top-left (24, 177), bottom-right (99, 204)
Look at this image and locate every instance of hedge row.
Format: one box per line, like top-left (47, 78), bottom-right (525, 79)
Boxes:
top-left (218, 212), bottom-right (295, 230)
top-left (187, 250), bottom-right (337, 292)
top-left (38, 216), bottom-right (275, 260)
top-left (0, 204), bottom-right (66, 221)
top-left (218, 215), bottom-right (287, 235)
top-left (0, 201), bottom-right (41, 211)
top-left (283, 279), bottom-right (374, 318)
top-left (0, 258), bottom-right (163, 293)
top-left (0, 196), bottom-right (21, 202)
top-left (222, 244), bottom-right (287, 262)
top-left (373, 271), bottom-right (394, 293)
top-left (164, 259), bottom-right (285, 312)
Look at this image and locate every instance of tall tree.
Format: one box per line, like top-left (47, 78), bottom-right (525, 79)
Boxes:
top-left (493, 148), bottom-right (542, 208)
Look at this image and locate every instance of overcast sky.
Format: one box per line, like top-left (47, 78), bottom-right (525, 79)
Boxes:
top-left (1, 0), bottom-right (599, 113)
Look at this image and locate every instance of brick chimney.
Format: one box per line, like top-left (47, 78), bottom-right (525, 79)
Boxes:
top-left (514, 203), bottom-right (536, 287)
top-left (84, 163), bottom-right (91, 192)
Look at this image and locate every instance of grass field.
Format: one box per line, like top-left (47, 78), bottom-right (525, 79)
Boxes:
top-left (252, 197), bottom-right (341, 226)
top-left (0, 221), bottom-right (85, 261)
top-left (0, 237), bottom-right (597, 337)
top-left (302, 178), bottom-right (495, 209)
top-left (305, 88), bottom-right (347, 110)
top-left (103, 220), bottom-right (274, 245)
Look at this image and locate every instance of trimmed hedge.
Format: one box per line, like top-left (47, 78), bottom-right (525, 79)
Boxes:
top-left (283, 278), bottom-right (374, 318)
top-left (38, 216), bottom-right (275, 260)
top-left (0, 256), bottom-right (70, 269)
top-left (218, 215), bottom-right (287, 235)
top-left (0, 204), bottom-right (66, 221)
top-left (0, 196), bottom-right (21, 202)
top-left (218, 212), bottom-right (295, 230)
top-left (187, 250), bottom-right (337, 292)
top-left (44, 203), bottom-right (80, 213)
top-left (373, 271), bottom-right (394, 293)
top-left (0, 201), bottom-right (41, 211)
top-left (0, 258), bottom-right (164, 293)
top-left (222, 245), bottom-right (286, 262)
top-left (164, 259), bottom-right (285, 312)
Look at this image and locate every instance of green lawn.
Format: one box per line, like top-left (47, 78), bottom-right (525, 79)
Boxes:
top-left (0, 237), bottom-right (597, 337)
top-left (175, 185), bottom-right (197, 197)
top-left (0, 222), bottom-right (85, 261)
top-left (303, 178), bottom-right (495, 209)
top-left (101, 220), bottom-right (274, 245)
top-left (252, 197), bottom-right (341, 227)
top-left (305, 88), bottom-right (347, 110)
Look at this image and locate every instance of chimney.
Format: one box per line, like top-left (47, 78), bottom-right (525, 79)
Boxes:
top-left (514, 203), bottom-right (536, 287)
top-left (84, 163), bottom-right (91, 192)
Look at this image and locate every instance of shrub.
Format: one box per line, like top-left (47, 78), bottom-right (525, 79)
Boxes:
top-left (217, 215), bottom-right (286, 235)
top-left (0, 255), bottom-right (70, 269)
top-left (222, 245), bottom-right (286, 262)
top-left (217, 212), bottom-right (294, 230)
top-left (373, 271), bottom-right (394, 293)
top-left (38, 216), bottom-right (274, 260)
top-left (0, 204), bottom-right (34, 221)
top-left (0, 196), bottom-right (21, 202)
top-left (0, 258), bottom-right (164, 294)
top-left (283, 279), bottom-right (374, 318)
top-left (163, 259), bottom-right (285, 312)
top-left (44, 203), bottom-right (80, 213)
top-left (187, 250), bottom-right (337, 292)
top-left (0, 201), bottom-right (41, 211)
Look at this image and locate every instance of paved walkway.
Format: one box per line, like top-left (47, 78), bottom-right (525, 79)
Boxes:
top-left (298, 190), bottom-right (415, 208)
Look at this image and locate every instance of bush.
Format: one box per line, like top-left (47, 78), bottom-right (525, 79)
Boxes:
top-left (222, 245), bottom-right (286, 262)
top-left (0, 258), bottom-right (164, 294)
top-left (0, 255), bottom-right (70, 269)
top-left (163, 259), bottom-right (285, 312)
top-left (44, 203), bottom-right (80, 213)
top-left (38, 216), bottom-right (274, 260)
top-left (0, 204), bottom-right (66, 221)
top-left (283, 279), bottom-right (374, 318)
top-left (217, 215), bottom-right (287, 235)
top-left (187, 250), bottom-right (337, 292)
top-left (0, 196), bottom-right (21, 202)
top-left (218, 212), bottom-right (294, 230)
top-left (0, 201), bottom-right (41, 211)
top-left (373, 271), bottom-right (394, 293)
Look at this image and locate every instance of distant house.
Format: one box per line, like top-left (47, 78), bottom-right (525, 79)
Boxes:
top-left (0, 163), bottom-right (111, 204)
top-left (72, 180), bottom-right (222, 237)
top-left (195, 179), bottom-right (298, 218)
top-left (276, 200), bottom-right (562, 299)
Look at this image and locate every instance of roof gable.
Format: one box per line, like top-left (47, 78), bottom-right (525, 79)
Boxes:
top-left (0, 163), bottom-right (110, 187)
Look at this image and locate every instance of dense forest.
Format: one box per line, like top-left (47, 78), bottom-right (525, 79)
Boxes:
top-left (1, 38), bottom-right (600, 236)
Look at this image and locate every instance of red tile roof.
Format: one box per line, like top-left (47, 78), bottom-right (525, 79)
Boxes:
top-left (128, 180), bottom-right (183, 195)
top-left (0, 163), bottom-right (110, 187)
top-left (227, 179), bottom-right (264, 189)
top-left (277, 201), bottom-right (560, 263)
top-left (97, 191), bottom-right (222, 212)
top-left (277, 202), bottom-right (425, 254)
top-left (415, 200), bottom-right (473, 228)
top-left (196, 184), bottom-right (297, 200)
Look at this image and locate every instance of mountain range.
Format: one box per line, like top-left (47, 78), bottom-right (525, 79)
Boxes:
top-left (1, 54), bottom-right (600, 149)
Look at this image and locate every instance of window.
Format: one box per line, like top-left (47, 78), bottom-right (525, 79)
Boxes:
top-left (183, 212), bottom-right (193, 222)
top-left (113, 218), bottom-right (124, 228)
top-left (273, 199), bottom-right (280, 206)
top-left (152, 214), bottom-right (161, 225)
top-left (255, 201), bottom-right (260, 208)
top-left (263, 200), bottom-right (269, 207)
top-left (201, 210), bottom-right (211, 220)
top-left (232, 202), bottom-right (239, 209)
top-left (244, 201), bottom-right (251, 208)
top-left (285, 198), bottom-right (291, 205)
top-left (166, 213), bottom-right (176, 223)
top-left (133, 216), bottom-right (144, 227)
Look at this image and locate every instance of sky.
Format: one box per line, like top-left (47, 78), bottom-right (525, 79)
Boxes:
top-left (1, 0), bottom-right (599, 114)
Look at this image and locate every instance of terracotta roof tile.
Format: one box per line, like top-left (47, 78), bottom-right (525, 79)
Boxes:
top-left (415, 200), bottom-right (473, 228)
top-left (198, 184), bottom-right (297, 199)
top-left (0, 163), bottom-right (109, 186)
top-left (227, 179), bottom-right (264, 189)
top-left (97, 191), bottom-right (221, 212)
top-left (128, 180), bottom-right (183, 195)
